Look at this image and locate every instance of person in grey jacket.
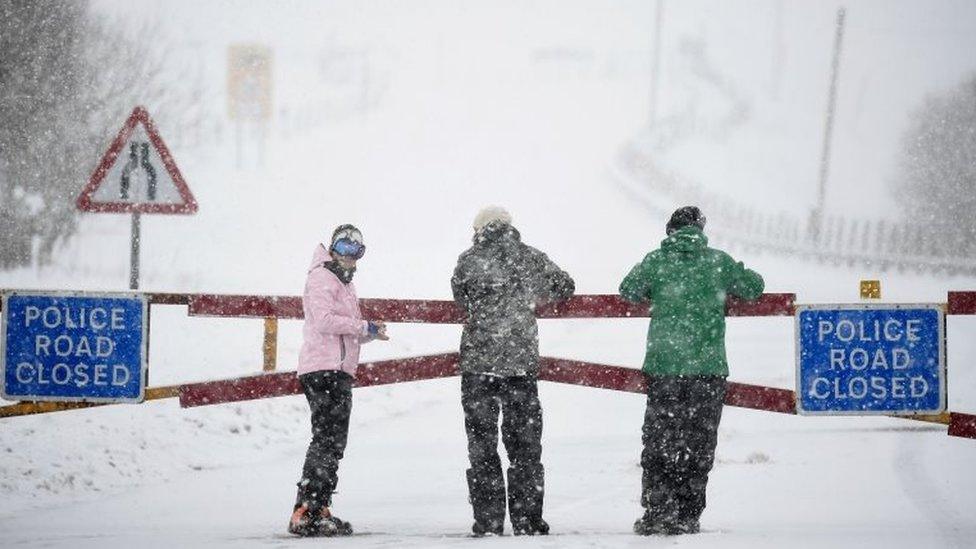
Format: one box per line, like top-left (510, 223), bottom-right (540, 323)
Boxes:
top-left (451, 206), bottom-right (575, 537)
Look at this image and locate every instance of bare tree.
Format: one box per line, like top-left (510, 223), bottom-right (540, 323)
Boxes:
top-left (894, 74), bottom-right (976, 257)
top-left (0, 0), bottom-right (206, 270)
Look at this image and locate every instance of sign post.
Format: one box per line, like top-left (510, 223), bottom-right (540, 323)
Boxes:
top-left (796, 304), bottom-right (945, 415)
top-left (76, 106), bottom-right (198, 290)
top-left (227, 44), bottom-right (273, 168)
top-left (1, 292), bottom-right (148, 403)
top-left (131, 211), bottom-right (141, 290)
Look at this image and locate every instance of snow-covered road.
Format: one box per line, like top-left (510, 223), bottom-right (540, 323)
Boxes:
top-left (2, 373), bottom-right (974, 549)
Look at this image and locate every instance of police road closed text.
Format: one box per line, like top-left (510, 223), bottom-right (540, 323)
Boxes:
top-left (796, 305), bottom-right (944, 415)
top-left (812, 318), bottom-right (924, 399)
top-left (2, 293), bottom-right (147, 403)
top-left (16, 303), bottom-right (131, 388)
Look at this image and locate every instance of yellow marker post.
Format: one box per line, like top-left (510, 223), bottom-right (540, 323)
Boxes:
top-left (860, 279), bottom-right (881, 300)
top-left (263, 317), bottom-right (278, 372)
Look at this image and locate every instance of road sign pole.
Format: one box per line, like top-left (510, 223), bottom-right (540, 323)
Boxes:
top-left (235, 119), bottom-right (243, 169)
top-left (130, 211), bottom-right (141, 290)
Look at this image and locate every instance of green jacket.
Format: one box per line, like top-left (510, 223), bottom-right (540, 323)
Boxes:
top-left (619, 226), bottom-right (764, 377)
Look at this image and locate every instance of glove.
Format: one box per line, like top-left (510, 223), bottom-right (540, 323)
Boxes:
top-left (367, 321), bottom-right (381, 337)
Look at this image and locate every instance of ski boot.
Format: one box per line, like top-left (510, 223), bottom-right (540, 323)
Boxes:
top-left (512, 517), bottom-right (549, 536)
top-left (288, 505), bottom-right (315, 537)
top-left (633, 511), bottom-right (668, 536)
top-left (288, 505), bottom-right (353, 537)
top-left (662, 519), bottom-right (699, 535)
top-left (316, 509), bottom-right (354, 537)
top-left (471, 520), bottom-right (504, 537)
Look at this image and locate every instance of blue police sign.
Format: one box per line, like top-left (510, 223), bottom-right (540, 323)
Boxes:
top-left (796, 304), bottom-right (945, 415)
top-left (2, 292), bottom-right (147, 403)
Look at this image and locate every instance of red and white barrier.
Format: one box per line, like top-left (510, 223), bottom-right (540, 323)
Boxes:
top-left (2, 291), bottom-right (974, 440)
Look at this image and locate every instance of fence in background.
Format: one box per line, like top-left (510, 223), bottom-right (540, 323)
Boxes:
top-left (616, 143), bottom-right (976, 276)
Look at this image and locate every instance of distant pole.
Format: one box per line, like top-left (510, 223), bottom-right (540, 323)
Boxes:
top-left (769, 0), bottom-right (785, 100)
top-left (258, 120), bottom-right (266, 168)
top-left (235, 119), bottom-right (243, 169)
top-left (361, 49), bottom-right (371, 115)
top-left (129, 211), bottom-right (141, 290)
top-left (649, 0), bottom-right (665, 127)
top-left (811, 7), bottom-right (846, 242)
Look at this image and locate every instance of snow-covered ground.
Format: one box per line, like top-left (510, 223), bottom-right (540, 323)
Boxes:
top-left (2, 1), bottom-right (976, 547)
top-left (1, 377), bottom-right (974, 549)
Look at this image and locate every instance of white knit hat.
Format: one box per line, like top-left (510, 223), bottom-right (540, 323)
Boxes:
top-left (472, 206), bottom-right (512, 232)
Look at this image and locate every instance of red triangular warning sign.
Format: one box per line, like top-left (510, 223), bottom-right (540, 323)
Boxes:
top-left (77, 106), bottom-right (198, 215)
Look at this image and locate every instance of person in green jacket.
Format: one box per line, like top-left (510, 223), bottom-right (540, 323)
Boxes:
top-left (620, 206), bottom-right (764, 536)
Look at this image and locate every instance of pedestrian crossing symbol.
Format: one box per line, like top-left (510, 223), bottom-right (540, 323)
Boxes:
top-left (77, 106), bottom-right (198, 214)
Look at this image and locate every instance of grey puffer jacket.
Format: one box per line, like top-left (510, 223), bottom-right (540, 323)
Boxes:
top-left (451, 222), bottom-right (575, 377)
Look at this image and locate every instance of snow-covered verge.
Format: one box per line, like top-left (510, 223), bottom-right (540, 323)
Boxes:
top-left (2, 1), bottom-right (976, 547)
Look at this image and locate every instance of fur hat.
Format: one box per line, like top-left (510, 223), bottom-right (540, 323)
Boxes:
top-left (473, 206), bottom-right (512, 233)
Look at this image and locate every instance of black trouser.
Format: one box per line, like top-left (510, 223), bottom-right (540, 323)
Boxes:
top-left (461, 373), bottom-right (545, 529)
top-left (641, 375), bottom-right (727, 525)
top-left (295, 370), bottom-right (353, 513)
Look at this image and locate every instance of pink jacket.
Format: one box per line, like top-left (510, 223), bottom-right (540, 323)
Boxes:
top-left (297, 244), bottom-right (371, 377)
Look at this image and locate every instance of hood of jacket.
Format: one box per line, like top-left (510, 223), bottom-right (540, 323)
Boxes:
top-left (309, 243), bottom-right (356, 283)
top-left (660, 226), bottom-right (708, 255)
top-left (474, 222), bottom-right (521, 246)
top-left (308, 243), bottom-right (331, 272)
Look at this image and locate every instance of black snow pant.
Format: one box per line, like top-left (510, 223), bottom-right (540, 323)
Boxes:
top-left (295, 370), bottom-right (353, 513)
top-left (640, 374), bottom-right (727, 526)
top-left (461, 373), bottom-right (545, 531)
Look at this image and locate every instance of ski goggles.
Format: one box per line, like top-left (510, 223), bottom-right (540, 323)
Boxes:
top-left (331, 227), bottom-right (366, 259)
top-left (332, 238), bottom-right (365, 259)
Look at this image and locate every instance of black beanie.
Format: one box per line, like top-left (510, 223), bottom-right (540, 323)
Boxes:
top-left (666, 206), bottom-right (706, 235)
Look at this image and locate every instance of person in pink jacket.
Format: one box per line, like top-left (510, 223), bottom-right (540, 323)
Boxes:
top-left (288, 224), bottom-right (388, 537)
